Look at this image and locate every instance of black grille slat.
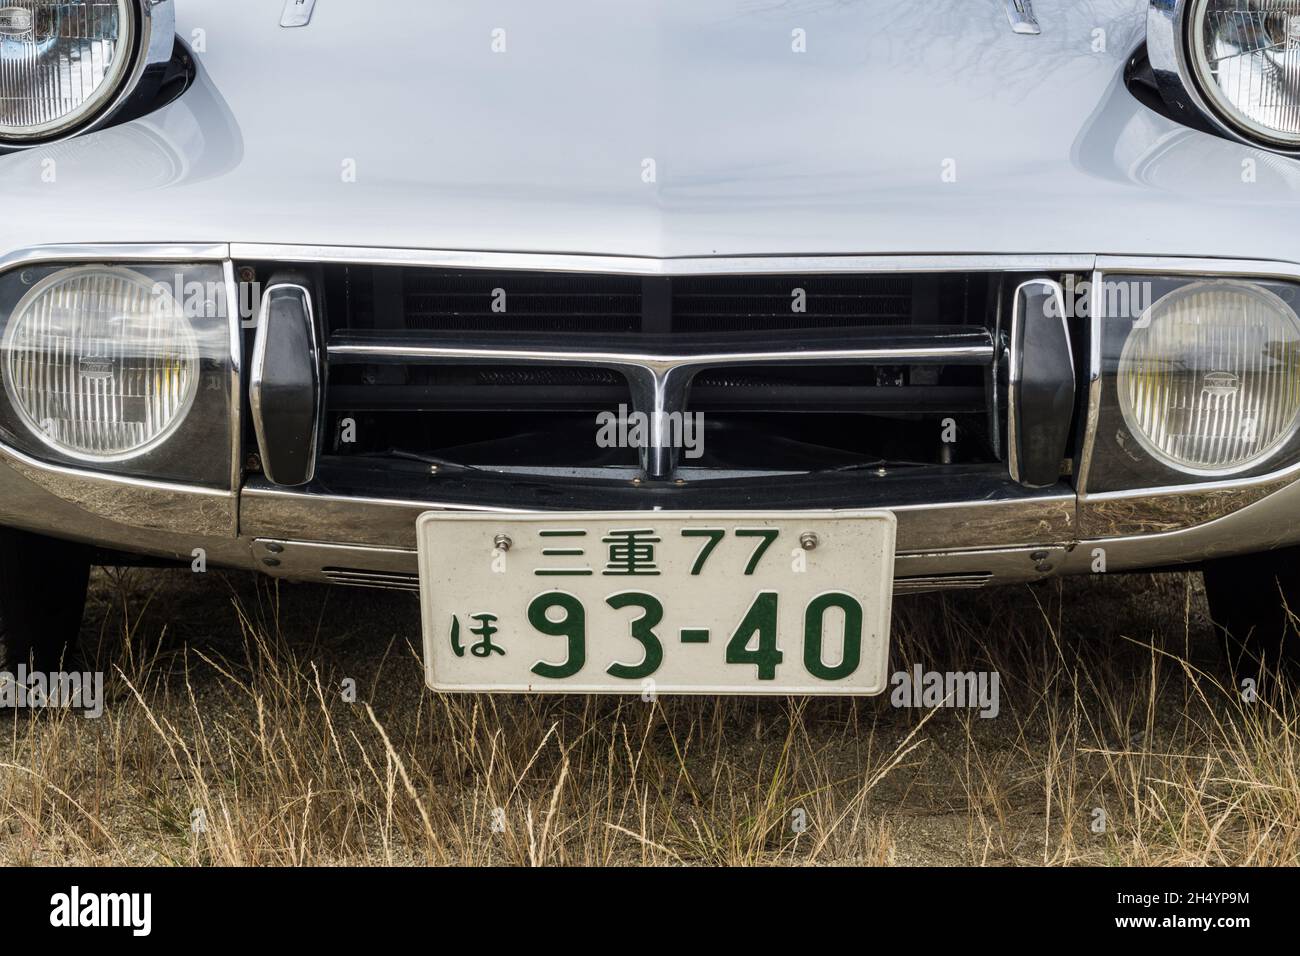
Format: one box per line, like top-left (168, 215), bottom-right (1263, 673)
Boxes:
top-left (673, 274), bottom-right (920, 332)
top-left (343, 268), bottom-right (642, 334)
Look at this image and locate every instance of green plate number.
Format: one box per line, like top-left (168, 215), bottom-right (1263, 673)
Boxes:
top-left (605, 592), bottom-right (664, 680)
top-left (725, 591), bottom-right (783, 680)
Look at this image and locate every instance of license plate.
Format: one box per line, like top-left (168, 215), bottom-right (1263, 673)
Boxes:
top-left (416, 510), bottom-right (897, 695)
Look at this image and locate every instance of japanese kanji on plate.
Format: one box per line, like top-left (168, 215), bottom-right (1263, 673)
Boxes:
top-left (416, 510), bottom-right (897, 695)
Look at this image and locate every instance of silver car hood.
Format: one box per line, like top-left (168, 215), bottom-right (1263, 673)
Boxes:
top-left (3, 0), bottom-right (1300, 263)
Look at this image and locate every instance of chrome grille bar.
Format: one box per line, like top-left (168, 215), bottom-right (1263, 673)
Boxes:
top-left (327, 327), bottom-right (995, 478)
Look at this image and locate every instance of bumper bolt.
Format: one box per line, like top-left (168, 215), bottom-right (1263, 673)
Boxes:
top-left (494, 534), bottom-right (512, 553)
top-left (800, 532), bottom-right (819, 551)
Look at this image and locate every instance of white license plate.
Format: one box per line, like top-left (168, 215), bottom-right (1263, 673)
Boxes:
top-left (417, 510), bottom-right (897, 695)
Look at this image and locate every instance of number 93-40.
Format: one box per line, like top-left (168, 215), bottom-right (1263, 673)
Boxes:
top-left (527, 590), bottom-right (867, 682)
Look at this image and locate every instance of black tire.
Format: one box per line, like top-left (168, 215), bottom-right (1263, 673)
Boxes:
top-left (0, 528), bottom-right (90, 672)
top-left (1202, 546), bottom-right (1300, 677)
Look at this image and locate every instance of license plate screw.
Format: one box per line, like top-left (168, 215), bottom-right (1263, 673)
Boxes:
top-left (494, 534), bottom-right (513, 552)
top-left (800, 532), bottom-right (819, 551)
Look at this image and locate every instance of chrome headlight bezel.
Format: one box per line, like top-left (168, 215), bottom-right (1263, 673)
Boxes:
top-left (1148, 0), bottom-right (1300, 154)
top-left (0, 257), bottom-right (239, 489)
top-left (1116, 279), bottom-right (1300, 478)
top-left (1, 264), bottom-right (202, 464)
top-left (1086, 270), bottom-right (1300, 495)
top-left (0, 0), bottom-right (176, 148)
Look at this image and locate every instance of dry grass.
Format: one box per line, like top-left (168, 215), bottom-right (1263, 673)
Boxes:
top-left (1, 567), bottom-right (1298, 866)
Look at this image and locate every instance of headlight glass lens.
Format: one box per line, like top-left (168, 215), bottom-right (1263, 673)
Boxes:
top-left (1118, 280), bottom-right (1300, 475)
top-left (0, 0), bottom-right (134, 141)
top-left (1, 266), bottom-right (199, 461)
top-left (1190, 0), bottom-right (1300, 145)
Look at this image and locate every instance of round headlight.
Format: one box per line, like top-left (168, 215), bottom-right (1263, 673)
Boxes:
top-left (1118, 280), bottom-right (1300, 476)
top-left (1, 266), bottom-right (199, 462)
top-left (1188, 0), bottom-right (1300, 147)
top-left (0, 0), bottom-right (135, 142)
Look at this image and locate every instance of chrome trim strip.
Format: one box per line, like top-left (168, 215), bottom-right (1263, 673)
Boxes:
top-left (1094, 255), bottom-right (1300, 279)
top-left (0, 243), bottom-right (230, 273)
top-left (231, 244), bottom-right (1097, 277)
top-left (224, 260), bottom-right (243, 507)
top-left (328, 338), bottom-right (995, 370)
top-left (1004, 0), bottom-right (1041, 35)
top-left (1073, 267), bottom-right (1105, 500)
top-left (894, 573), bottom-right (991, 593)
top-left (989, 279), bottom-right (1006, 461)
top-left (324, 573), bottom-right (420, 593)
top-left (1007, 282), bottom-right (1025, 485)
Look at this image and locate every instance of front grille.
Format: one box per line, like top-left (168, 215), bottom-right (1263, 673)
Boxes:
top-left (245, 262), bottom-right (1026, 482)
top-left (324, 267), bottom-right (982, 337)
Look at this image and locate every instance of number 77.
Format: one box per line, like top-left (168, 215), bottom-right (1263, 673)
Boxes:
top-left (681, 528), bottom-right (780, 575)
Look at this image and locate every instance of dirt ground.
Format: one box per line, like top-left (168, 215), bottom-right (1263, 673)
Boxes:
top-left (1, 567), bottom-right (1297, 866)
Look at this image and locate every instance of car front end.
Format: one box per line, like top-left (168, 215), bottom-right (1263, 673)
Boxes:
top-left (4, 0), bottom-right (1300, 686)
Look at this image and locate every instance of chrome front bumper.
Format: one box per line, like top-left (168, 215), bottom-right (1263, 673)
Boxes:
top-left (4, 433), bottom-right (1299, 593)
